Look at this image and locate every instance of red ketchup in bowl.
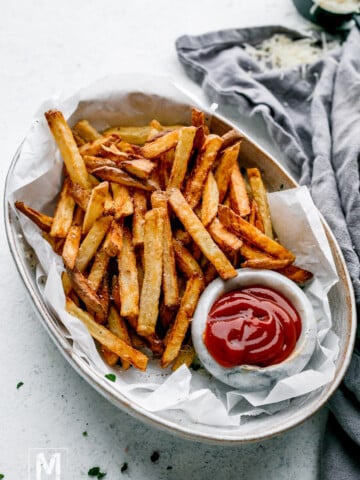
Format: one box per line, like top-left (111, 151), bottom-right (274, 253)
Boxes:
top-left (204, 286), bottom-right (302, 368)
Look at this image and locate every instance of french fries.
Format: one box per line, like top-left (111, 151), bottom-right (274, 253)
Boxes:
top-left (15, 107), bottom-right (311, 373)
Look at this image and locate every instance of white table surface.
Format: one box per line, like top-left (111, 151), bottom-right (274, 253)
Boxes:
top-left (0, 1), bottom-right (330, 478)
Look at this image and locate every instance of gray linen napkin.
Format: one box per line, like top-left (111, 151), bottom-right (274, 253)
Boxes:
top-left (176, 25), bottom-right (360, 478)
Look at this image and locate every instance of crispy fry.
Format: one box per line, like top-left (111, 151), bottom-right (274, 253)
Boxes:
top-left (83, 155), bottom-right (116, 172)
top-left (172, 239), bottom-right (203, 279)
top-left (191, 108), bottom-right (206, 128)
top-left (200, 172), bottom-right (219, 227)
top-left (87, 246), bottom-right (111, 292)
top-left (172, 344), bottom-right (196, 371)
top-left (161, 276), bottom-right (204, 368)
top-left (49, 177), bottom-right (75, 238)
top-left (103, 220), bottom-right (123, 257)
top-left (67, 270), bottom-right (108, 322)
top-left (214, 142), bottom-right (241, 203)
top-left (61, 270), bottom-right (72, 296)
top-left (100, 345), bottom-right (119, 366)
top-left (66, 297), bottom-right (148, 370)
top-left (72, 119), bottom-right (101, 142)
top-left (247, 167), bottom-right (273, 238)
top-left (92, 166), bottom-right (156, 192)
top-left (118, 226), bottom-right (139, 318)
top-left (82, 181), bottom-right (109, 234)
top-left (62, 225), bottom-right (82, 270)
top-left (183, 134), bottom-right (223, 209)
top-left (229, 162), bottom-right (251, 217)
top-left (137, 208), bottom-right (165, 337)
top-left (208, 218), bottom-right (243, 254)
top-left (15, 201), bottom-right (53, 232)
top-left (218, 205), bottom-right (295, 261)
top-left (277, 264), bottom-right (313, 285)
top-left (141, 129), bottom-right (179, 159)
top-left (79, 135), bottom-right (116, 157)
top-left (167, 126), bottom-right (197, 190)
top-left (45, 110), bottom-right (91, 190)
top-left (111, 183), bottom-right (133, 219)
top-left (107, 305), bottom-right (132, 369)
top-left (221, 129), bottom-right (243, 149)
top-left (168, 188), bottom-right (237, 279)
top-left (120, 158), bottom-right (155, 179)
top-left (151, 191), bottom-right (179, 308)
top-left (68, 181), bottom-right (90, 211)
top-left (75, 216), bottom-right (112, 272)
top-left (241, 257), bottom-right (292, 269)
top-left (132, 190), bottom-right (148, 247)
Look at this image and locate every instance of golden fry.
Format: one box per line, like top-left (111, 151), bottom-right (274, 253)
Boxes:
top-left (118, 226), bottom-right (139, 318)
top-left (107, 305), bottom-right (132, 369)
top-left (82, 181), bottom-right (109, 234)
top-left (183, 134), bottom-right (223, 208)
top-left (92, 166), bottom-right (156, 192)
top-left (137, 208), bottom-right (165, 337)
top-left (151, 191), bottom-right (179, 308)
top-left (45, 110), bottom-right (91, 190)
top-left (168, 188), bottom-right (237, 280)
top-left (247, 167), bottom-right (273, 238)
top-left (141, 129), bottom-right (179, 159)
top-left (72, 119), bottom-right (101, 143)
top-left (62, 225), bottom-right (82, 270)
top-left (75, 216), bottom-right (112, 272)
top-left (229, 162), bottom-right (251, 217)
top-left (218, 205), bottom-right (295, 261)
top-left (161, 276), bottom-right (204, 368)
top-left (15, 201), bottom-right (53, 232)
top-left (50, 177), bottom-right (75, 238)
top-left (167, 126), bottom-right (197, 190)
top-left (214, 141), bottom-right (241, 203)
top-left (132, 190), bottom-right (148, 247)
top-left (111, 183), bottom-right (133, 219)
top-left (200, 172), bottom-right (219, 227)
top-left (66, 297), bottom-right (148, 371)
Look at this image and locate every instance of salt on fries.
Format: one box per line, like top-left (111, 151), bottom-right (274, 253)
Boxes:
top-left (15, 108), bottom-right (312, 372)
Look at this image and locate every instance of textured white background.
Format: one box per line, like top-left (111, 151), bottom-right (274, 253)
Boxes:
top-left (0, 1), bottom-right (329, 479)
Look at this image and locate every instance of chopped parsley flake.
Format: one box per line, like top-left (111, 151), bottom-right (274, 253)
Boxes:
top-left (88, 467), bottom-right (106, 478)
top-left (0, 474), bottom-right (4, 479)
top-left (105, 373), bottom-right (116, 382)
top-left (280, 183), bottom-right (284, 190)
top-left (121, 462), bottom-right (128, 473)
top-left (150, 451), bottom-right (160, 463)
top-left (16, 382), bottom-right (24, 389)
top-left (82, 431), bottom-right (88, 437)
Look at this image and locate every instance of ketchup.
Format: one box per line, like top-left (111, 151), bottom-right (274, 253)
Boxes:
top-left (204, 286), bottom-right (301, 368)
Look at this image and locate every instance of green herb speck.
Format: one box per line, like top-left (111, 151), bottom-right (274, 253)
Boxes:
top-left (16, 382), bottom-right (24, 389)
top-left (82, 431), bottom-right (88, 437)
top-left (121, 462), bottom-right (128, 473)
top-left (150, 451), bottom-right (160, 463)
top-left (88, 467), bottom-right (106, 478)
top-left (280, 184), bottom-right (284, 190)
top-left (0, 474), bottom-right (4, 479)
top-left (105, 373), bottom-right (116, 382)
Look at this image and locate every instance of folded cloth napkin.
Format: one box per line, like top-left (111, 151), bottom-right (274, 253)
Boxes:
top-left (176, 25), bottom-right (360, 478)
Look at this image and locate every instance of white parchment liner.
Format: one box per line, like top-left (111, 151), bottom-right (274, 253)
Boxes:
top-left (6, 75), bottom-right (339, 427)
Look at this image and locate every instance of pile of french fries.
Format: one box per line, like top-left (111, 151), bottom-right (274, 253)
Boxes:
top-left (15, 107), bottom-right (312, 373)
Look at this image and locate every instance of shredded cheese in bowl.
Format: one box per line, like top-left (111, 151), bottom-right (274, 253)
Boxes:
top-left (313, 0), bottom-right (360, 14)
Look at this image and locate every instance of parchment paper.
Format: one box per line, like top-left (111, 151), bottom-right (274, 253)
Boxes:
top-left (6, 75), bottom-right (339, 426)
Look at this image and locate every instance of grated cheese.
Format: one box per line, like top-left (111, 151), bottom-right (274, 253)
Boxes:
top-left (243, 34), bottom-right (338, 72)
top-left (312, 0), bottom-right (360, 14)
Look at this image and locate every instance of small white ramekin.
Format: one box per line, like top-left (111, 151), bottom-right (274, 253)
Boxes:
top-left (191, 268), bottom-right (317, 391)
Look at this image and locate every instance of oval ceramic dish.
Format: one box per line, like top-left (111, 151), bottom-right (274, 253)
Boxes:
top-left (4, 92), bottom-right (356, 444)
